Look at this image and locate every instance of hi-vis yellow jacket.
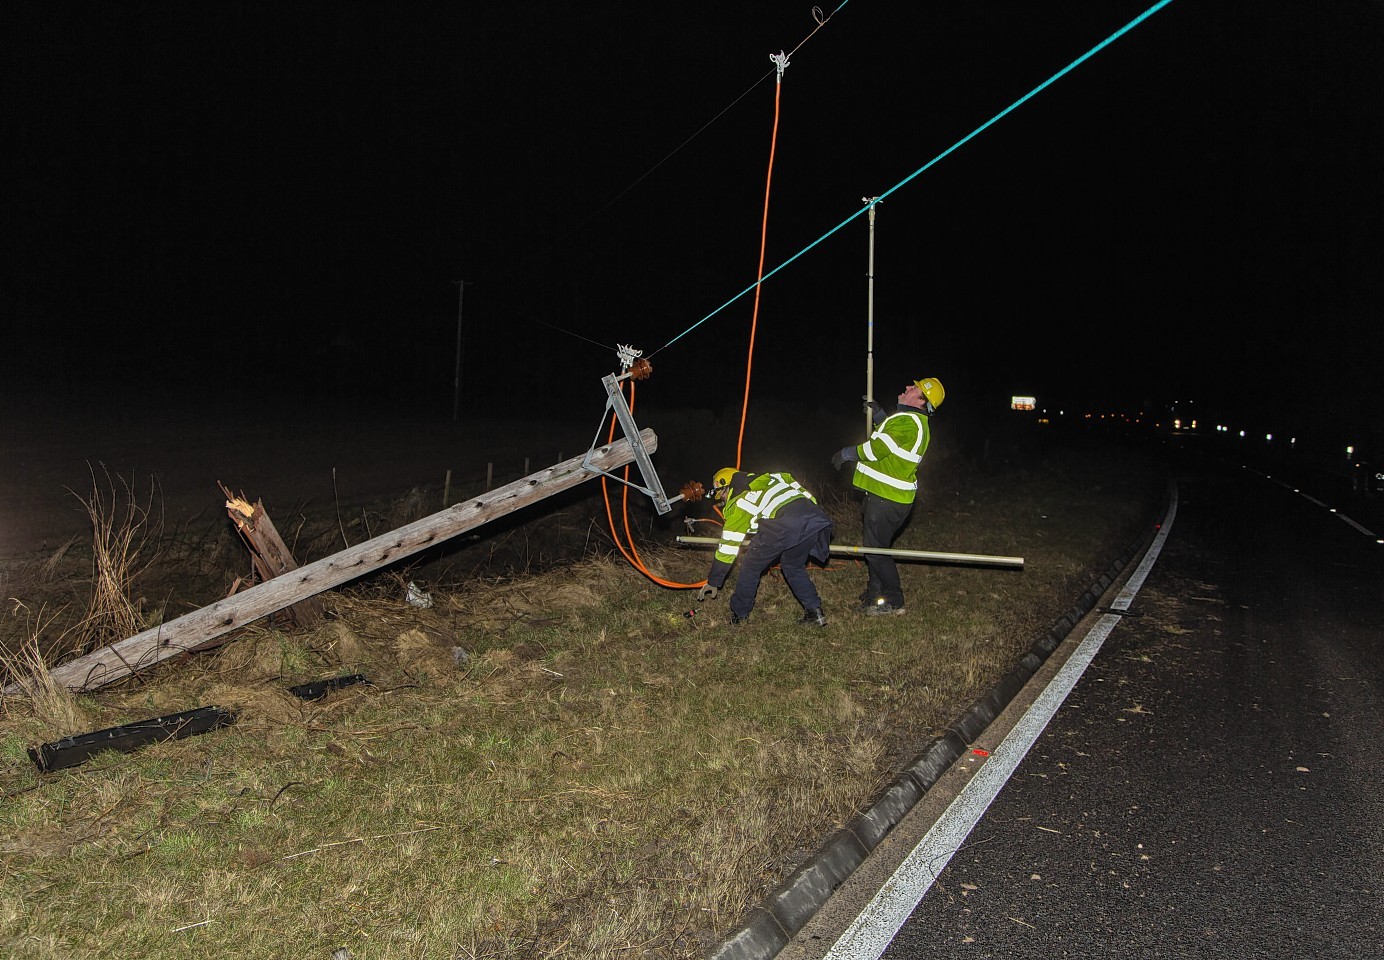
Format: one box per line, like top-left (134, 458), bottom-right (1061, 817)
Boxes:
top-left (712, 472), bottom-right (818, 567)
top-left (850, 407), bottom-right (931, 504)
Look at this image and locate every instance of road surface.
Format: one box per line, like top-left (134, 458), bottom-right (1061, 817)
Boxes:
top-left (786, 452), bottom-right (1384, 959)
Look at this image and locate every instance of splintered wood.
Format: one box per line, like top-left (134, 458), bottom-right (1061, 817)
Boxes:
top-left (221, 483), bottom-right (323, 630)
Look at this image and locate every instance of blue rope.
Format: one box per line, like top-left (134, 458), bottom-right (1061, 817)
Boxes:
top-left (652, 0), bottom-right (1177, 356)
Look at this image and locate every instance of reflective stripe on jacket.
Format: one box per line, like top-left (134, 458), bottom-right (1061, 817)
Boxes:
top-left (851, 409), bottom-right (929, 504)
top-left (713, 472), bottom-right (818, 565)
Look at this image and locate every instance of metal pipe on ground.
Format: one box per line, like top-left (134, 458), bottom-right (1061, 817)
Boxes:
top-left (674, 535), bottom-right (1023, 569)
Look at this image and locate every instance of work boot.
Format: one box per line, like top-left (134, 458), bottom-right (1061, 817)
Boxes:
top-left (799, 607), bottom-right (827, 627)
top-left (864, 599), bottom-right (905, 617)
top-left (730, 613), bottom-right (749, 625)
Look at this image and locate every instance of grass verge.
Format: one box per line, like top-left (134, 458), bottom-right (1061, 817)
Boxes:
top-left (0, 434), bottom-right (1162, 959)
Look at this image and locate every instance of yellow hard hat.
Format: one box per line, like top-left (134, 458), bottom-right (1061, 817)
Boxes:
top-left (712, 467), bottom-right (737, 500)
top-left (914, 377), bottom-right (945, 410)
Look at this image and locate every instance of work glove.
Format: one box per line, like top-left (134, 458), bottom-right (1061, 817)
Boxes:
top-left (864, 399), bottom-right (887, 426)
top-left (831, 446), bottom-right (859, 471)
top-left (698, 584), bottom-right (719, 601)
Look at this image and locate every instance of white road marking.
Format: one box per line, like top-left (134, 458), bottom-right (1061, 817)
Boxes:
top-left (821, 487), bottom-right (1179, 960)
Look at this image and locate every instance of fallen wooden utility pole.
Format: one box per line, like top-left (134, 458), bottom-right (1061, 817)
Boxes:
top-left (675, 535), bottom-right (1024, 569)
top-left (14, 430), bottom-right (658, 695)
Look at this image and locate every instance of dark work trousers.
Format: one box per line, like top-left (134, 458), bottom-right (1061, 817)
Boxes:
top-left (728, 501), bottom-right (834, 620)
top-left (861, 492), bottom-right (914, 607)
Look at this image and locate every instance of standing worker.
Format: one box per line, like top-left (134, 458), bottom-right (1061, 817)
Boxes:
top-left (831, 376), bottom-right (945, 616)
top-left (697, 469), bottom-right (834, 626)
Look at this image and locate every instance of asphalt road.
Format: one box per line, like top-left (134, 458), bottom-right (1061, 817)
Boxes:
top-left (785, 453), bottom-right (1384, 958)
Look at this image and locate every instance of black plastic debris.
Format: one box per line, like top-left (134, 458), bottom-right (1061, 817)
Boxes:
top-left (287, 673), bottom-right (370, 701)
top-left (27, 705), bottom-right (237, 773)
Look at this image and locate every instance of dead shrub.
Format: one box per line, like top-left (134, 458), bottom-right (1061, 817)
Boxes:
top-left (72, 464), bottom-right (162, 653)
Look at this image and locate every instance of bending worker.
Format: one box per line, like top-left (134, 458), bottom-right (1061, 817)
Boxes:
top-left (697, 468), bottom-right (834, 626)
top-left (831, 376), bottom-right (945, 616)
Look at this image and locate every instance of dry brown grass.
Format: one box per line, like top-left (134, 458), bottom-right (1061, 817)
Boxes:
top-left (1, 632), bottom-right (89, 740)
top-left (72, 464), bottom-right (160, 653)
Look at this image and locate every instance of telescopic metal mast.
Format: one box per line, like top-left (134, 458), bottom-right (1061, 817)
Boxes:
top-left (863, 197), bottom-right (881, 437)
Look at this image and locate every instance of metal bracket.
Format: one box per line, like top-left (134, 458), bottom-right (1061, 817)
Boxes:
top-left (583, 372), bottom-right (679, 515)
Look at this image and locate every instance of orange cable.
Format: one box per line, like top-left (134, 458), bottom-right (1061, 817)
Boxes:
top-left (734, 74), bottom-right (784, 468)
top-left (606, 58), bottom-right (791, 594)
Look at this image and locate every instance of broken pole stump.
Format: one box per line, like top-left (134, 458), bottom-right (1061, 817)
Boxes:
top-left (15, 429), bottom-right (657, 695)
top-left (221, 484), bottom-right (324, 631)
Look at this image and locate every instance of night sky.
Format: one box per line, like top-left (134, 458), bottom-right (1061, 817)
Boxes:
top-left (8, 1), bottom-right (1383, 450)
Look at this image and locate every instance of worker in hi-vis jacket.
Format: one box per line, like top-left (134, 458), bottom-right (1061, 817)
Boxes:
top-left (697, 469), bottom-right (833, 627)
top-left (831, 376), bottom-right (945, 616)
